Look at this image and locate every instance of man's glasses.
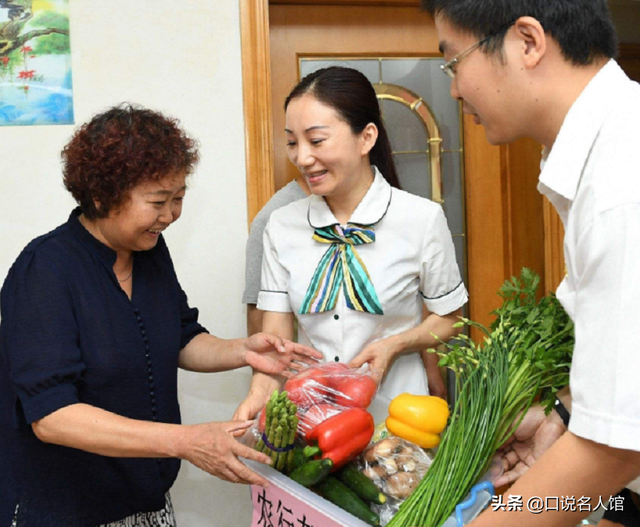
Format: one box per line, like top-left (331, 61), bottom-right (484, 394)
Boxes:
top-left (440, 23), bottom-right (514, 79)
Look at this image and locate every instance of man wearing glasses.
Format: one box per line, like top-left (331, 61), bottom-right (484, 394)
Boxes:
top-left (422, 1), bottom-right (640, 526)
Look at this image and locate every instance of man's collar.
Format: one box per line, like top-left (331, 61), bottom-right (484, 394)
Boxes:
top-left (539, 60), bottom-right (628, 202)
top-left (307, 166), bottom-right (393, 228)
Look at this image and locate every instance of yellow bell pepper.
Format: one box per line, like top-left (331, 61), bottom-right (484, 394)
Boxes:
top-left (386, 393), bottom-right (450, 449)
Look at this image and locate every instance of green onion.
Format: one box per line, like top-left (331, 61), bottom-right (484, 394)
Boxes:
top-left (388, 269), bottom-right (574, 527)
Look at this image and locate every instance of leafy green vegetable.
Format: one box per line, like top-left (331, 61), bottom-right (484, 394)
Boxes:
top-left (388, 269), bottom-right (574, 527)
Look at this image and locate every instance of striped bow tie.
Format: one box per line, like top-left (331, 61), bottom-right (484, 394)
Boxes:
top-left (299, 224), bottom-right (383, 315)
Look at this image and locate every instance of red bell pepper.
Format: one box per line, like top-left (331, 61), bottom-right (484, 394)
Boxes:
top-left (284, 368), bottom-right (332, 408)
top-left (306, 407), bottom-right (374, 470)
top-left (258, 407), bottom-right (267, 432)
top-left (284, 362), bottom-right (351, 408)
top-left (333, 376), bottom-right (377, 408)
top-left (299, 403), bottom-right (343, 440)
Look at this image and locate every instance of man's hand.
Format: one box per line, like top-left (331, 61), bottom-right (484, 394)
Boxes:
top-left (495, 405), bottom-right (566, 487)
top-left (243, 333), bottom-right (322, 378)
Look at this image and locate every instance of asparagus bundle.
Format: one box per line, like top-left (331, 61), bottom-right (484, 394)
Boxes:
top-left (255, 390), bottom-right (299, 473)
top-left (388, 269), bottom-right (574, 527)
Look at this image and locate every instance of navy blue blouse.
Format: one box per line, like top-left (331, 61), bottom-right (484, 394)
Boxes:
top-left (0, 209), bottom-right (208, 527)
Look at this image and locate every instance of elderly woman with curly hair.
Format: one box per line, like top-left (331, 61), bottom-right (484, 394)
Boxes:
top-left (0, 105), bottom-right (321, 527)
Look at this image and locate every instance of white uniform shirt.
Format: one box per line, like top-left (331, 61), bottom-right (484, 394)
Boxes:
top-left (538, 61), bottom-right (640, 491)
top-left (258, 168), bottom-right (468, 400)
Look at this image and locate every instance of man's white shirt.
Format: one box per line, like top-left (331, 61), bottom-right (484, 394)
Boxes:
top-left (539, 60), bottom-right (640, 491)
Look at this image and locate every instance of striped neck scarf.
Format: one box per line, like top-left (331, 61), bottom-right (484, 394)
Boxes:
top-left (299, 224), bottom-right (383, 315)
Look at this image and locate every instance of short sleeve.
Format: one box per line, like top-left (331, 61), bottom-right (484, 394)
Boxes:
top-left (178, 284), bottom-right (208, 349)
top-left (257, 218), bottom-right (292, 312)
top-left (153, 235), bottom-right (208, 349)
top-left (0, 251), bottom-right (84, 425)
top-left (419, 207), bottom-right (468, 316)
top-left (242, 212), bottom-right (268, 305)
top-left (569, 205), bottom-right (640, 451)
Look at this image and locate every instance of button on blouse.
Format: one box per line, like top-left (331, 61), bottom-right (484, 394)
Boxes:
top-left (258, 168), bottom-right (468, 399)
top-left (0, 208), bottom-right (208, 527)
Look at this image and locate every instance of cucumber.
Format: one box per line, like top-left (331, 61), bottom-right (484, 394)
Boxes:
top-left (336, 463), bottom-right (386, 505)
top-left (288, 458), bottom-right (333, 488)
top-left (314, 476), bottom-right (381, 526)
top-left (303, 445), bottom-right (321, 458)
top-left (287, 445), bottom-right (321, 474)
top-left (287, 447), bottom-right (308, 474)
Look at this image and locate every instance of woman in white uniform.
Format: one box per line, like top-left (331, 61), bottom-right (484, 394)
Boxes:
top-left (236, 66), bottom-right (467, 420)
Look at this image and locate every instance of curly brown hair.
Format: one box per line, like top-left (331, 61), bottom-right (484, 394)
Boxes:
top-left (62, 104), bottom-right (200, 219)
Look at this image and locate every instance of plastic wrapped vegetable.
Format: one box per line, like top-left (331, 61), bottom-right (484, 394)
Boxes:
top-left (284, 362), bottom-right (379, 440)
top-left (284, 362), bottom-right (378, 411)
top-left (253, 390), bottom-right (299, 473)
top-left (298, 403), bottom-right (342, 440)
top-left (385, 393), bottom-right (449, 448)
top-left (358, 437), bottom-right (434, 526)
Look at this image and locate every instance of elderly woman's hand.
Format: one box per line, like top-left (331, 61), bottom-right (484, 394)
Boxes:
top-left (180, 420), bottom-right (273, 486)
top-left (242, 333), bottom-right (322, 378)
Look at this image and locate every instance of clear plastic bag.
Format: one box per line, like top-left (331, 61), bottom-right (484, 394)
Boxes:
top-left (283, 362), bottom-right (379, 439)
top-left (358, 436), bottom-right (434, 526)
top-left (240, 391), bottom-right (299, 472)
top-left (242, 363), bottom-right (379, 449)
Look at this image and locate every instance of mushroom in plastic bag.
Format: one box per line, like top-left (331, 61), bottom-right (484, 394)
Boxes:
top-left (358, 436), bottom-right (434, 526)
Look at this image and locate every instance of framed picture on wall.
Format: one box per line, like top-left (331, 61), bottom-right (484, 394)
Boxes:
top-left (0, 0), bottom-right (74, 126)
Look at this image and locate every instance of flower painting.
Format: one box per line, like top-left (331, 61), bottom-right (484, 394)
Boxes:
top-left (0, 0), bottom-right (73, 126)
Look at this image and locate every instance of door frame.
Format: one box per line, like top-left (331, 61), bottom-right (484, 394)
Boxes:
top-left (239, 0), bottom-right (547, 333)
top-left (239, 0), bottom-right (275, 224)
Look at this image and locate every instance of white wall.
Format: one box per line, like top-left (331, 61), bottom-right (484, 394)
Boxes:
top-left (0, 1), bottom-right (254, 525)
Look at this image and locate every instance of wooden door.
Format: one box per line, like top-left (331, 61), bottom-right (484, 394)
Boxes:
top-left (241, 0), bottom-right (545, 334)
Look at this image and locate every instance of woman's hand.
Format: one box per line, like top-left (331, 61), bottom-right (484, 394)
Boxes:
top-left (180, 420), bottom-right (273, 487)
top-left (234, 313), bottom-right (306, 422)
top-left (349, 310), bottom-right (462, 386)
top-left (233, 393), bottom-right (268, 423)
top-left (233, 373), bottom-right (280, 422)
top-left (242, 332), bottom-right (322, 377)
top-left (348, 336), bottom-right (402, 384)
